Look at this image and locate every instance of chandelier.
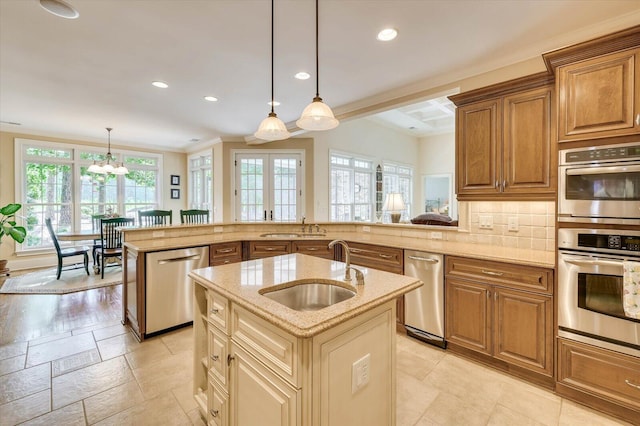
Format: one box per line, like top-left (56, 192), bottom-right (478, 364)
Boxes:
top-left (87, 128), bottom-right (128, 175)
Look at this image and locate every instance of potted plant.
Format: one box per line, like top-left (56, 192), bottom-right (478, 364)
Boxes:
top-left (0, 203), bottom-right (27, 275)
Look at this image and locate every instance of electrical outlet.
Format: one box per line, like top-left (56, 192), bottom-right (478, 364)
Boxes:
top-left (430, 231), bottom-right (443, 240)
top-left (507, 216), bottom-right (519, 232)
top-left (479, 215), bottom-right (493, 229)
top-left (214, 226), bottom-right (223, 233)
top-left (351, 353), bottom-right (371, 394)
top-left (362, 226), bottom-right (371, 232)
top-left (152, 230), bottom-right (165, 238)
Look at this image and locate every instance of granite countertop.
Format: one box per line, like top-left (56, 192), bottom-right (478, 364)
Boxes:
top-left (189, 253), bottom-right (422, 338)
top-left (125, 230), bottom-right (555, 268)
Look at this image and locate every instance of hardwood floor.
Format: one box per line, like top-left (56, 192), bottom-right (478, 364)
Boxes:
top-left (0, 270), bottom-right (122, 345)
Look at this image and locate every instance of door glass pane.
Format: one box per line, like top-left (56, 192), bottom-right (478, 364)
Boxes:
top-left (272, 158), bottom-right (297, 222)
top-left (239, 158), bottom-right (265, 222)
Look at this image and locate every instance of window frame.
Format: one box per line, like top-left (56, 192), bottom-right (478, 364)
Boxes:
top-left (328, 150), bottom-right (375, 222)
top-left (187, 150), bottom-right (213, 212)
top-left (382, 160), bottom-right (413, 222)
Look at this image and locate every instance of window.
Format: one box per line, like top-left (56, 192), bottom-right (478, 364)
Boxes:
top-left (383, 162), bottom-right (413, 222)
top-left (234, 151), bottom-right (303, 222)
top-left (188, 153), bottom-right (212, 210)
top-left (16, 139), bottom-right (162, 251)
top-left (329, 151), bottom-right (374, 222)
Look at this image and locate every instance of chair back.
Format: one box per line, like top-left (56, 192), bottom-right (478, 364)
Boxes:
top-left (100, 217), bottom-right (134, 249)
top-left (138, 210), bottom-right (172, 226)
top-left (180, 209), bottom-right (209, 224)
top-left (44, 218), bottom-right (62, 255)
top-left (91, 214), bottom-right (107, 232)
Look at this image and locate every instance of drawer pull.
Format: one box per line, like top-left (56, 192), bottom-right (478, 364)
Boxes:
top-left (210, 308), bottom-right (219, 315)
top-left (218, 248), bottom-right (234, 253)
top-left (210, 409), bottom-right (219, 418)
top-left (636, 113), bottom-right (640, 126)
top-left (625, 379), bottom-right (640, 390)
top-left (379, 254), bottom-right (393, 259)
top-left (224, 260), bottom-right (230, 264)
top-left (306, 247), bottom-right (318, 251)
top-left (481, 270), bottom-right (503, 277)
top-left (350, 248), bottom-right (362, 253)
top-left (227, 354), bottom-right (235, 366)
top-left (211, 354), bottom-right (219, 361)
top-left (265, 247), bottom-right (277, 251)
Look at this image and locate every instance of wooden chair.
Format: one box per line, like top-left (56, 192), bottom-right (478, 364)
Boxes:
top-left (97, 217), bottom-right (134, 278)
top-left (45, 218), bottom-right (90, 280)
top-left (180, 209), bottom-right (209, 224)
top-left (138, 210), bottom-right (172, 226)
top-left (91, 214), bottom-right (107, 266)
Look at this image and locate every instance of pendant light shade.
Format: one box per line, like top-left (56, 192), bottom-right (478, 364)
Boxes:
top-left (296, 0), bottom-right (339, 131)
top-left (87, 128), bottom-right (129, 175)
top-left (254, 0), bottom-right (291, 142)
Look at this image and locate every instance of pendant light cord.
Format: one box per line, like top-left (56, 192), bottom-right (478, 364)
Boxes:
top-left (106, 127), bottom-right (112, 156)
top-left (315, 0), bottom-right (319, 98)
top-left (270, 0), bottom-right (275, 114)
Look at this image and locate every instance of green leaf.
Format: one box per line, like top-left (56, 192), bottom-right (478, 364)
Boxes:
top-left (8, 226), bottom-right (26, 244)
top-left (0, 203), bottom-right (22, 216)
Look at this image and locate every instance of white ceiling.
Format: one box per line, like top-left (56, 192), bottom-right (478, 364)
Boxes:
top-left (1, 0), bottom-right (638, 150)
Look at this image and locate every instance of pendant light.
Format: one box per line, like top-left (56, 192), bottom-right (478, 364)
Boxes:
top-left (254, 0), bottom-right (291, 142)
top-left (296, 0), bottom-right (339, 131)
top-left (87, 128), bottom-right (129, 175)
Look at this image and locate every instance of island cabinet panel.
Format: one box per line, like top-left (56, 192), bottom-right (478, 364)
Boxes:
top-left (557, 338), bottom-right (640, 417)
top-left (123, 247), bottom-right (145, 341)
top-left (450, 72), bottom-right (556, 200)
top-left (291, 240), bottom-right (334, 259)
top-left (556, 48), bottom-right (640, 142)
top-left (444, 256), bottom-right (554, 387)
top-left (246, 241), bottom-right (291, 259)
top-left (210, 242), bottom-right (243, 266)
top-left (207, 379), bottom-right (229, 426)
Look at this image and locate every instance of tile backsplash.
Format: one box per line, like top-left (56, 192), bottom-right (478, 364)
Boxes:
top-left (458, 201), bottom-right (555, 252)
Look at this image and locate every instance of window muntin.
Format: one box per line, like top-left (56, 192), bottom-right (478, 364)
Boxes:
top-left (188, 153), bottom-right (213, 211)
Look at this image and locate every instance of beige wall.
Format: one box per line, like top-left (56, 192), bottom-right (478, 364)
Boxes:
top-left (0, 130), bottom-right (186, 266)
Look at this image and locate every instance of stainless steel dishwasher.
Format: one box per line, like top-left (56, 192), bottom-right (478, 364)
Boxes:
top-left (146, 246), bottom-right (209, 335)
top-left (404, 250), bottom-right (445, 348)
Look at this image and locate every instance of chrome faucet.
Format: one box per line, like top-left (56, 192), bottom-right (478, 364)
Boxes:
top-left (328, 240), bottom-right (365, 285)
top-left (301, 216), bottom-right (306, 232)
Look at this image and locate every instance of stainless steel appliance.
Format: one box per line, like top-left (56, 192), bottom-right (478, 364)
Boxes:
top-left (558, 142), bottom-right (640, 225)
top-left (404, 250), bottom-right (445, 348)
top-left (146, 246), bottom-right (210, 335)
top-left (558, 228), bottom-right (640, 357)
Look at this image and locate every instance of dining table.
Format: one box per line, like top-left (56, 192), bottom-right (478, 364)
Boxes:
top-left (56, 230), bottom-right (100, 242)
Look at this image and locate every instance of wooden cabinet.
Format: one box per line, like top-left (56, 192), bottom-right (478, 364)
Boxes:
top-left (450, 73), bottom-right (556, 200)
top-left (246, 241), bottom-right (291, 260)
top-left (211, 242), bottom-right (242, 266)
top-left (543, 27), bottom-right (640, 142)
top-left (291, 240), bottom-right (334, 259)
top-left (343, 241), bottom-right (405, 331)
top-left (557, 338), bottom-right (640, 422)
top-left (445, 256), bottom-right (554, 386)
top-left (193, 283), bottom-right (397, 426)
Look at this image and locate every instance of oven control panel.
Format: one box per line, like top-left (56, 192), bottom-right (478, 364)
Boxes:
top-left (559, 229), bottom-right (640, 256)
top-left (577, 233), bottom-right (640, 252)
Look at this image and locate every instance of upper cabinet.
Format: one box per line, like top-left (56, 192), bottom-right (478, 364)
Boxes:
top-left (543, 25), bottom-right (640, 143)
top-left (450, 73), bottom-right (556, 201)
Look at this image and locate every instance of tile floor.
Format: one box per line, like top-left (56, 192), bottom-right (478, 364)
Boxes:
top-left (0, 320), bottom-right (633, 425)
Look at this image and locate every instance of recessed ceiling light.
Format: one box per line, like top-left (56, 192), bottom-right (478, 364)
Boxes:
top-left (377, 28), bottom-right (398, 41)
top-left (151, 81), bottom-right (168, 89)
top-left (39, 0), bottom-right (79, 19)
top-left (204, 96), bottom-right (218, 102)
top-left (295, 72), bottom-right (310, 80)
top-left (268, 101), bottom-right (281, 107)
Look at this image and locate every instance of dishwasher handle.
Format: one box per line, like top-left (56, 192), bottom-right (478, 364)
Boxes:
top-left (157, 254), bottom-right (202, 265)
top-left (407, 255), bottom-right (439, 264)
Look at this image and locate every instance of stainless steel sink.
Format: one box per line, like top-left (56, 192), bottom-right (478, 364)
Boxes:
top-left (259, 279), bottom-right (356, 311)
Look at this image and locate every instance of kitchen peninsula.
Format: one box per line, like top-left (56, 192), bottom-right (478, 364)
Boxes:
top-left (189, 253), bottom-right (422, 425)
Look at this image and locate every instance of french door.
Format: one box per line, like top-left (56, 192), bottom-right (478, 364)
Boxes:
top-left (234, 152), bottom-right (302, 222)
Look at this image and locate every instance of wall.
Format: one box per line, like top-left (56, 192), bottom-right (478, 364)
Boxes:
top-left (0, 130), bottom-right (187, 268)
top-left (417, 132), bottom-right (456, 218)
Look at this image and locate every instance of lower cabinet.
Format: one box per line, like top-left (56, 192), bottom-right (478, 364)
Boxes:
top-left (557, 338), bottom-right (640, 422)
top-left (193, 282), bottom-right (396, 426)
top-left (445, 256), bottom-right (554, 386)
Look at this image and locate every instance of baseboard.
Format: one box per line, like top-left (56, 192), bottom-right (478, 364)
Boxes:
top-left (7, 255), bottom-right (61, 272)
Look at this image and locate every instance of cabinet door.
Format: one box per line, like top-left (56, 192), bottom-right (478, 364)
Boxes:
top-left (346, 242), bottom-right (403, 274)
top-left (503, 86), bottom-right (555, 194)
top-left (445, 278), bottom-right (491, 355)
top-left (247, 241), bottom-right (291, 259)
top-left (456, 98), bottom-right (501, 196)
top-left (557, 48), bottom-right (640, 142)
top-left (493, 288), bottom-right (553, 376)
top-left (291, 240), bottom-right (334, 259)
top-left (229, 343), bottom-right (300, 426)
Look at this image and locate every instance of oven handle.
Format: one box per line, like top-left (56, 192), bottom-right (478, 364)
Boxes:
top-left (565, 164), bottom-right (640, 175)
top-left (562, 257), bottom-right (624, 267)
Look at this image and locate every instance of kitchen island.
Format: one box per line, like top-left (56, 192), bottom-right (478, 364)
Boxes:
top-left (189, 253), bottom-right (422, 426)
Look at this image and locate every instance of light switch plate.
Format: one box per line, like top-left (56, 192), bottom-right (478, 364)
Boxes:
top-left (508, 216), bottom-right (519, 232)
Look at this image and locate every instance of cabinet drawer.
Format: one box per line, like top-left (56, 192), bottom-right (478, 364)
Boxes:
top-left (346, 242), bottom-right (403, 274)
top-left (208, 291), bottom-right (230, 332)
top-left (210, 242), bottom-right (242, 266)
top-left (446, 256), bottom-right (551, 293)
top-left (231, 305), bottom-right (300, 387)
top-left (207, 378), bottom-right (229, 426)
top-left (247, 241), bottom-right (291, 259)
top-left (292, 240), bottom-right (334, 259)
top-left (558, 338), bottom-right (640, 411)
top-left (208, 325), bottom-right (229, 389)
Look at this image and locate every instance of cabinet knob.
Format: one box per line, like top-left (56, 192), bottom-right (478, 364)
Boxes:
top-left (211, 354), bottom-right (219, 361)
top-left (227, 354), bottom-right (235, 366)
top-left (210, 409), bottom-right (219, 417)
top-left (625, 379), bottom-right (640, 390)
